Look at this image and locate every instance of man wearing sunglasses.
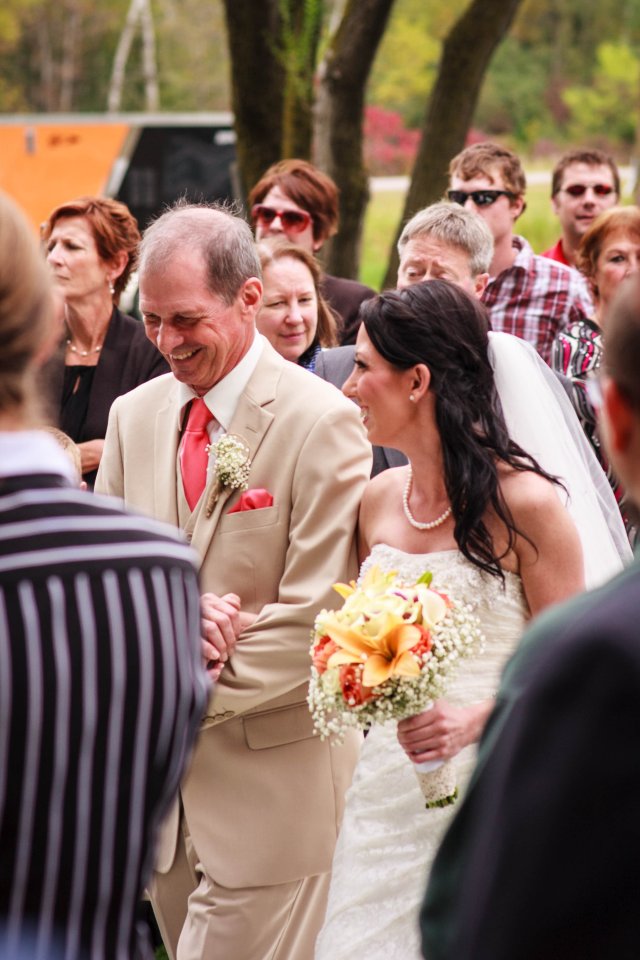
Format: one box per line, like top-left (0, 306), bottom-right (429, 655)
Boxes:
top-left (542, 148), bottom-right (620, 268)
top-left (249, 159), bottom-right (375, 344)
top-left (448, 142), bottom-right (592, 364)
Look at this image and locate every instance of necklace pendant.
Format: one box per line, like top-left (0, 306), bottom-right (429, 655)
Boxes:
top-left (66, 339), bottom-right (102, 357)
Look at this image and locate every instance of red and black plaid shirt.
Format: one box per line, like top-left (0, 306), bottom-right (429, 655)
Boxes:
top-left (482, 236), bottom-right (592, 364)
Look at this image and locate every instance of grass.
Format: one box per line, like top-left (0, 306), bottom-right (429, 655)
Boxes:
top-left (359, 180), bottom-right (560, 291)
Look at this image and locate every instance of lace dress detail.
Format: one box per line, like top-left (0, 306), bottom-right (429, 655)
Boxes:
top-left (315, 544), bottom-right (527, 960)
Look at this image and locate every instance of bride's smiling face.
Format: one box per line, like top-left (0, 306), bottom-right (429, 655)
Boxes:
top-left (343, 326), bottom-right (414, 446)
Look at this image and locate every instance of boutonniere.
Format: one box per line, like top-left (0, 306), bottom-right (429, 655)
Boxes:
top-left (205, 433), bottom-right (252, 518)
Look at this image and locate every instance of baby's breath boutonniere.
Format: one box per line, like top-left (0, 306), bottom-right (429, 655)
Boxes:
top-left (205, 434), bottom-right (251, 517)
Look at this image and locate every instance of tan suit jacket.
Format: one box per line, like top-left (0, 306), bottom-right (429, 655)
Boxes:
top-left (96, 341), bottom-right (371, 889)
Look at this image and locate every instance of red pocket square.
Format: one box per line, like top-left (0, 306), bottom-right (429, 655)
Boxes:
top-left (227, 489), bottom-right (274, 513)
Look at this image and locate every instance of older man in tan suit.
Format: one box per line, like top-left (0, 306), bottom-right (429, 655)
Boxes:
top-left (95, 203), bottom-right (371, 960)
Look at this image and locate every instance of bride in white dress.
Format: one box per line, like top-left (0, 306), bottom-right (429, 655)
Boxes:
top-left (314, 279), bottom-right (626, 960)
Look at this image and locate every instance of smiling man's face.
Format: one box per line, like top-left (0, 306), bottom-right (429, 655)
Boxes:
top-left (141, 253), bottom-right (261, 396)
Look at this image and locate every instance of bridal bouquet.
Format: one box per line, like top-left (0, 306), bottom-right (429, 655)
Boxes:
top-left (308, 564), bottom-right (484, 807)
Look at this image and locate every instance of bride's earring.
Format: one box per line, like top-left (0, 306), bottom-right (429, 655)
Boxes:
top-left (409, 394), bottom-right (416, 403)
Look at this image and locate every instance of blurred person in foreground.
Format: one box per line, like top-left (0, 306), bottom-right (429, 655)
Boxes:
top-left (553, 205), bottom-right (640, 542)
top-left (420, 277), bottom-right (640, 960)
top-left (315, 201), bottom-right (494, 475)
top-left (249, 158), bottom-right (375, 344)
top-left (447, 141), bottom-right (592, 364)
top-left (256, 239), bottom-right (338, 370)
top-left (0, 189), bottom-right (208, 959)
top-left (41, 196), bottom-right (168, 487)
top-left (95, 200), bottom-right (371, 960)
top-left (542, 148), bottom-right (620, 269)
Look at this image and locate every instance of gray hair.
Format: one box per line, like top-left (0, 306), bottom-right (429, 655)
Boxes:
top-left (397, 202), bottom-right (494, 276)
top-left (139, 200), bottom-right (261, 305)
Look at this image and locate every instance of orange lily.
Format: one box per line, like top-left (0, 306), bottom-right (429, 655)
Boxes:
top-left (326, 614), bottom-right (426, 687)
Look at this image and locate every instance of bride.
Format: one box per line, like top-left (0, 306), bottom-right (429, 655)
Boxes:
top-left (314, 279), bottom-right (629, 960)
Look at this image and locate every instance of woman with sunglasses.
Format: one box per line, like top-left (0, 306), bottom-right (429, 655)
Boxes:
top-left (249, 159), bottom-right (375, 344)
top-left (553, 206), bottom-right (640, 543)
top-left (256, 240), bottom-right (338, 370)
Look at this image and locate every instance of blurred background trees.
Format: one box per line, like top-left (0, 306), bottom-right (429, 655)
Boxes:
top-left (3, 0), bottom-right (638, 160)
top-left (1, 0), bottom-right (639, 280)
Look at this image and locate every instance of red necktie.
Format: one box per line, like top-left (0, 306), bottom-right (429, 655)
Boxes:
top-left (180, 398), bottom-right (214, 510)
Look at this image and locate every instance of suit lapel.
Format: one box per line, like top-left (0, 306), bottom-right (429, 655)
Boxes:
top-left (153, 385), bottom-right (181, 526)
top-left (190, 345), bottom-right (279, 554)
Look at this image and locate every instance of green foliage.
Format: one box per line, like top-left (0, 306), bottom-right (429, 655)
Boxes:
top-left (367, 0), bottom-right (640, 154)
top-left (474, 37), bottom-right (559, 143)
top-left (367, 0), bottom-right (468, 128)
top-left (563, 42), bottom-right (640, 146)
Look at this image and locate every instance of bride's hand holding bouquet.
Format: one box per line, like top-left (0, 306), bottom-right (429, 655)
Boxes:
top-left (308, 564), bottom-right (484, 807)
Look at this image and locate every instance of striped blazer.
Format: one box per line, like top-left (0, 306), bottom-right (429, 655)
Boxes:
top-left (0, 445), bottom-right (209, 960)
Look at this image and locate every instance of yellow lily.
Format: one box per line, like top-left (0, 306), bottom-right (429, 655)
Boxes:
top-left (326, 614), bottom-right (424, 687)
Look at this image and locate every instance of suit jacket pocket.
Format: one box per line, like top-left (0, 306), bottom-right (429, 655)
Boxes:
top-left (218, 504), bottom-right (279, 533)
top-left (243, 701), bottom-right (318, 750)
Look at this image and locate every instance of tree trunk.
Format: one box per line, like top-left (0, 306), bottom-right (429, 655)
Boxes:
top-left (107, 0), bottom-right (145, 113)
top-left (35, 19), bottom-right (56, 111)
top-left (59, 2), bottom-right (81, 111)
top-left (382, 0), bottom-right (524, 289)
top-left (222, 0), bottom-right (287, 202)
top-left (140, 0), bottom-right (160, 111)
top-left (279, 0), bottom-right (323, 158)
top-left (315, 0), bottom-right (396, 279)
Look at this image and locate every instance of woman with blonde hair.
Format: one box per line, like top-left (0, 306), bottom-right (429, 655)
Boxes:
top-left (256, 240), bottom-right (338, 370)
top-left (41, 196), bottom-right (168, 486)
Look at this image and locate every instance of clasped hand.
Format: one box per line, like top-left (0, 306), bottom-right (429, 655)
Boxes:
top-left (200, 592), bottom-right (242, 679)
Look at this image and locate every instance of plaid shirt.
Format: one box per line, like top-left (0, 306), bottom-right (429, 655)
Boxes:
top-left (482, 235), bottom-right (592, 364)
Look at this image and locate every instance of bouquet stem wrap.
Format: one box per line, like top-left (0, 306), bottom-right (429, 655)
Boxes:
top-left (412, 757), bottom-right (458, 809)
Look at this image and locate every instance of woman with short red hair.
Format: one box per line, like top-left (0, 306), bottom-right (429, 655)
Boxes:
top-left (41, 196), bottom-right (168, 487)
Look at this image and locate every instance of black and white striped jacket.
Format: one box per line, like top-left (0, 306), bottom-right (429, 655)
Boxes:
top-left (0, 435), bottom-right (209, 960)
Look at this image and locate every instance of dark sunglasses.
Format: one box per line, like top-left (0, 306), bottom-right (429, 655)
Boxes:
top-left (447, 189), bottom-right (517, 207)
top-left (251, 204), bottom-right (312, 232)
top-left (560, 183), bottom-right (615, 198)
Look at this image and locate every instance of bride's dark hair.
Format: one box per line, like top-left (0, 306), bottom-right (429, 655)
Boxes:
top-left (360, 279), bottom-right (558, 582)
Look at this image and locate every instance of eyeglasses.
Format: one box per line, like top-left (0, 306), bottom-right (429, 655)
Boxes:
top-left (251, 204), bottom-right (312, 233)
top-left (447, 189), bottom-right (517, 207)
top-left (559, 184), bottom-right (615, 198)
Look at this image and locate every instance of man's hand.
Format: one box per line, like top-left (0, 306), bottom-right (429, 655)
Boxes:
top-left (200, 592), bottom-right (241, 678)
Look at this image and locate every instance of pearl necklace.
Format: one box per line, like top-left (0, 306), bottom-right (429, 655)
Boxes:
top-left (66, 339), bottom-right (102, 357)
top-left (402, 467), bottom-right (452, 531)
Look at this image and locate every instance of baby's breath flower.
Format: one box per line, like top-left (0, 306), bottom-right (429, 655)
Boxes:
top-left (209, 434), bottom-right (251, 492)
top-left (308, 565), bottom-right (485, 742)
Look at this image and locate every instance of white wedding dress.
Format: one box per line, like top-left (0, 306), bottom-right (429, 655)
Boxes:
top-left (315, 543), bottom-right (528, 960)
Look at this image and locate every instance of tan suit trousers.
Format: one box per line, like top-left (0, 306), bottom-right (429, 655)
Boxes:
top-left (150, 818), bottom-right (329, 960)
